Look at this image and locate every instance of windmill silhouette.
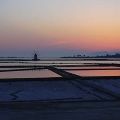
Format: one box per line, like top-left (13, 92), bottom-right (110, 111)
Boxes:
top-left (32, 50), bottom-right (39, 61)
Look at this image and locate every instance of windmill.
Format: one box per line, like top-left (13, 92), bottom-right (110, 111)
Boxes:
top-left (32, 50), bottom-right (39, 61)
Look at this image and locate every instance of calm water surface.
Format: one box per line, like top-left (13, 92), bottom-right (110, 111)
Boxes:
top-left (67, 70), bottom-right (120, 77)
top-left (58, 66), bottom-right (120, 70)
top-left (0, 69), bottom-right (61, 79)
top-left (0, 60), bottom-right (120, 78)
top-left (0, 60), bottom-right (120, 66)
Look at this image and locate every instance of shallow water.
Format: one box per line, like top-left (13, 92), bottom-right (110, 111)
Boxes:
top-left (0, 59), bottom-right (120, 66)
top-left (67, 70), bottom-right (120, 77)
top-left (0, 59), bottom-right (120, 78)
top-left (58, 66), bottom-right (120, 70)
top-left (0, 69), bottom-right (61, 79)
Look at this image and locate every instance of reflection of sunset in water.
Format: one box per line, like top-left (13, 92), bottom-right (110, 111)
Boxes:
top-left (0, 70), bottom-right (61, 79)
top-left (68, 70), bottom-right (120, 77)
top-left (59, 66), bottom-right (120, 70)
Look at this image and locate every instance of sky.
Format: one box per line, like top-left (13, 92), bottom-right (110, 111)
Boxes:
top-left (0, 0), bottom-right (120, 57)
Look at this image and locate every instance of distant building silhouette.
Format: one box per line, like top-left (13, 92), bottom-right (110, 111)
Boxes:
top-left (33, 53), bottom-right (38, 61)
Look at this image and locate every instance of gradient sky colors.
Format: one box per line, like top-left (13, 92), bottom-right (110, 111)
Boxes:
top-left (0, 0), bottom-right (120, 57)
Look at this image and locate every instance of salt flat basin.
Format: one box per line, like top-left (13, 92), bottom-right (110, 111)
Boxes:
top-left (0, 68), bottom-right (36, 71)
top-left (0, 59), bottom-right (120, 66)
top-left (0, 69), bottom-right (61, 79)
top-left (58, 66), bottom-right (120, 70)
top-left (67, 70), bottom-right (120, 77)
top-left (25, 60), bottom-right (120, 64)
top-left (0, 62), bottom-right (85, 66)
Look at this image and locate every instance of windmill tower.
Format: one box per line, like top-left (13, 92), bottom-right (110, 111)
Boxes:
top-left (33, 50), bottom-right (39, 61)
top-left (34, 53), bottom-right (38, 61)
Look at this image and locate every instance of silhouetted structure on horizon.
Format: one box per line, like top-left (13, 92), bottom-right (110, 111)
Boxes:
top-left (33, 53), bottom-right (38, 61)
top-left (61, 53), bottom-right (120, 58)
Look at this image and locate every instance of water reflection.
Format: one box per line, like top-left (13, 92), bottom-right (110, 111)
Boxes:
top-left (0, 69), bottom-right (61, 79)
top-left (0, 60), bottom-right (120, 66)
top-left (67, 70), bottom-right (120, 77)
top-left (58, 66), bottom-right (120, 70)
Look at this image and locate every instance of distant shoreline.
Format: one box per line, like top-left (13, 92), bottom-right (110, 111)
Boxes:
top-left (0, 57), bottom-right (120, 61)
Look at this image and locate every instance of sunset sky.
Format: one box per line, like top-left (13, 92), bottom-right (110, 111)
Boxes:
top-left (0, 0), bottom-right (120, 57)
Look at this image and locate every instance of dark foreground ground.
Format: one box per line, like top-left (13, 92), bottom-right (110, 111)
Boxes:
top-left (0, 78), bottom-right (120, 120)
top-left (0, 101), bottom-right (120, 120)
